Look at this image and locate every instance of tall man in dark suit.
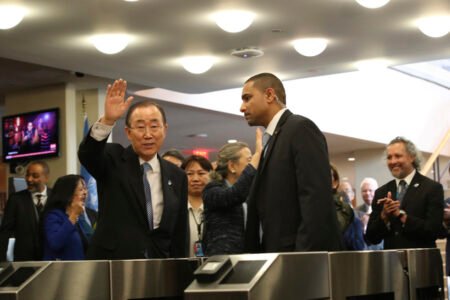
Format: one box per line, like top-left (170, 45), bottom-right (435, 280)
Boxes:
top-left (366, 137), bottom-right (444, 249)
top-left (241, 73), bottom-right (342, 252)
top-left (78, 79), bottom-right (187, 259)
top-left (0, 160), bottom-right (51, 261)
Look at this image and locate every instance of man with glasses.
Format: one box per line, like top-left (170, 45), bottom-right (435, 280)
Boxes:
top-left (78, 79), bottom-right (187, 259)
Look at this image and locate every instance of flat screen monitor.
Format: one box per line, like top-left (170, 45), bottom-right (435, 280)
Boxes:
top-left (2, 108), bottom-right (59, 162)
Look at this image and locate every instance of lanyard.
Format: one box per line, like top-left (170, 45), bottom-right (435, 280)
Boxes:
top-left (189, 208), bottom-right (203, 241)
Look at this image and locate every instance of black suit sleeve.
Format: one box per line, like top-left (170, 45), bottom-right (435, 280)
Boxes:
top-left (78, 130), bottom-right (108, 180)
top-left (292, 119), bottom-right (341, 251)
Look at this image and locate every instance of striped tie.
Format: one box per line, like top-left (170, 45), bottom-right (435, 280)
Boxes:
top-left (397, 180), bottom-right (407, 202)
top-left (142, 163), bottom-right (154, 229)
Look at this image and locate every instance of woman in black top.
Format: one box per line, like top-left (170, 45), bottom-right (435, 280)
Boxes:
top-left (202, 129), bottom-right (262, 255)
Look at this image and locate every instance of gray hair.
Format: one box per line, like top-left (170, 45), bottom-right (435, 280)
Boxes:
top-left (386, 136), bottom-right (422, 170)
top-left (360, 177), bottom-right (378, 190)
top-left (210, 142), bottom-right (249, 182)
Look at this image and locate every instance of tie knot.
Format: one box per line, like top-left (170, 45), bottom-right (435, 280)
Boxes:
top-left (142, 162), bottom-right (152, 172)
top-left (399, 180), bottom-right (406, 188)
top-left (262, 132), bottom-right (271, 147)
top-left (36, 194), bottom-right (42, 200)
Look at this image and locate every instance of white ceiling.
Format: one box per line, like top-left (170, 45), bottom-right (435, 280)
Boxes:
top-left (0, 0), bottom-right (448, 157)
top-left (0, 0), bottom-right (449, 94)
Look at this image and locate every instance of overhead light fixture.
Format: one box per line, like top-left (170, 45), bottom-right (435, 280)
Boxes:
top-left (292, 38), bottom-right (328, 57)
top-left (355, 59), bottom-right (390, 71)
top-left (91, 34), bottom-right (130, 55)
top-left (0, 5), bottom-right (26, 30)
top-left (348, 157), bottom-right (356, 162)
top-left (355, 0), bottom-right (390, 9)
top-left (417, 16), bottom-right (450, 38)
top-left (227, 139), bottom-right (237, 143)
top-left (213, 10), bottom-right (255, 33)
top-left (180, 56), bottom-right (215, 74)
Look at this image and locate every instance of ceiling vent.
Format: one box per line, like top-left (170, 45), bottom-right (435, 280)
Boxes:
top-left (231, 47), bottom-right (264, 59)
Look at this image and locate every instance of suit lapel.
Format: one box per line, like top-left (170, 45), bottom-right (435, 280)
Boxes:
top-left (400, 172), bottom-right (422, 209)
top-left (258, 110), bottom-right (292, 175)
top-left (123, 146), bottom-right (150, 230)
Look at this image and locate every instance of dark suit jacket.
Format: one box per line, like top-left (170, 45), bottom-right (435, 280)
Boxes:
top-left (78, 133), bottom-right (188, 260)
top-left (0, 188), bottom-right (51, 261)
top-left (366, 171), bottom-right (444, 249)
top-left (245, 110), bottom-right (342, 253)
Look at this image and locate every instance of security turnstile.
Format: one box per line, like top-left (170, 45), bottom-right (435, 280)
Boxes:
top-left (185, 252), bottom-right (331, 300)
top-left (405, 248), bottom-right (444, 300)
top-left (329, 250), bottom-right (408, 299)
top-left (0, 260), bottom-right (110, 300)
top-left (110, 258), bottom-right (201, 300)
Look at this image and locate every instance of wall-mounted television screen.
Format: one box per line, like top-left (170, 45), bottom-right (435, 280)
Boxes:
top-left (2, 108), bottom-right (59, 163)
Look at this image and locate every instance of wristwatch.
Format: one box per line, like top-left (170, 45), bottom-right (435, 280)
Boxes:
top-left (398, 210), bottom-right (406, 219)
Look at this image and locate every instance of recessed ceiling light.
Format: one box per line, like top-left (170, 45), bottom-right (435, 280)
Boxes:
top-left (355, 59), bottom-right (390, 71)
top-left (348, 157), bottom-right (356, 162)
top-left (292, 38), bottom-right (328, 57)
top-left (180, 56), bottom-right (215, 74)
top-left (213, 10), bottom-right (255, 33)
top-left (91, 34), bottom-right (130, 55)
top-left (417, 16), bottom-right (450, 38)
top-left (0, 5), bottom-right (26, 30)
top-left (355, 0), bottom-right (390, 9)
top-left (124, 0), bottom-right (139, 2)
top-left (187, 133), bottom-right (209, 138)
top-left (228, 139), bottom-right (237, 143)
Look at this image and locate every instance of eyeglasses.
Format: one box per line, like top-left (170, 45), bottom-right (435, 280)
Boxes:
top-left (128, 124), bottom-right (163, 134)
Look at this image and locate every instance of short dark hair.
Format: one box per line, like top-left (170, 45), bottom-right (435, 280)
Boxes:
top-left (28, 160), bottom-right (50, 175)
top-left (245, 73), bottom-right (286, 105)
top-left (125, 100), bottom-right (167, 127)
top-left (43, 174), bottom-right (84, 215)
top-left (162, 149), bottom-right (185, 163)
top-left (387, 136), bottom-right (422, 170)
top-left (181, 155), bottom-right (213, 172)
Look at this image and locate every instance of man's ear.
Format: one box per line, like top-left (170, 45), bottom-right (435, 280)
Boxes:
top-left (227, 160), bottom-right (236, 174)
top-left (265, 88), bottom-right (276, 103)
top-left (125, 127), bottom-right (132, 141)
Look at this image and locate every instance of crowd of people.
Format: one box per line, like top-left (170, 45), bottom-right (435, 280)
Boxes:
top-left (0, 73), bottom-right (446, 265)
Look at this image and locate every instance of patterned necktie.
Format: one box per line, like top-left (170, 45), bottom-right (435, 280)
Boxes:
top-left (397, 180), bottom-right (407, 202)
top-left (36, 194), bottom-right (43, 212)
top-left (142, 163), bottom-right (154, 230)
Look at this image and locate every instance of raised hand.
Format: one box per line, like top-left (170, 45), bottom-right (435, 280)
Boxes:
top-left (250, 128), bottom-right (263, 169)
top-left (102, 79), bottom-right (134, 125)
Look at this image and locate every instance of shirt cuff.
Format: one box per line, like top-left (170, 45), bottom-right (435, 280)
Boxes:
top-left (90, 119), bottom-right (114, 141)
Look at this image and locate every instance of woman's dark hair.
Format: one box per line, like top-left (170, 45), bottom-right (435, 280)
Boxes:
top-left (43, 174), bottom-right (84, 216)
top-left (181, 155), bottom-right (213, 172)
